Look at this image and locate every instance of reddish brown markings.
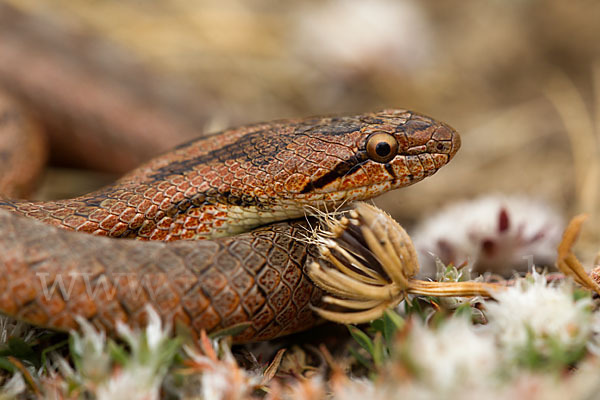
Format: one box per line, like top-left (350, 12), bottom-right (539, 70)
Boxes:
top-left (0, 109), bottom-right (460, 342)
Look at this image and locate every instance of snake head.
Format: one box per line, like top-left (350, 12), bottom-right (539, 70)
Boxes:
top-left (138, 109), bottom-right (460, 237)
top-left (287, 109), bottom-right (461, 204)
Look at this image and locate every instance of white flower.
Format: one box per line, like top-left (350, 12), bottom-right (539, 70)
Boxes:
top-left (72, 316), bottom-right (111, 382)
top-left (97, 366), bottom-right (160, 400)
top-left (412, 195), bottom-right (564, 278)
top-left (293, 0), bottom-right (434, 72)
top-left (73, 316), bottom-right (106, 355)
top-left (333, 378), bottom-right (392, 400)
top-left (0, 373), bottom-right (25, 400)
top-left (585, 311), bottom-right (600, 356)
top-left (116, 305), bottom-right (171, 355)
top-left (200, 364), bottom-right (250, 400)
top-left (407, 316), bottom-right (499, 391)
top-left (144, 307), bottom-right (166, 350)
top-left (183, 344), bottom-right (260, 400)
top-left (484, 272), bottom-right (593, 357)
top-left (66, 305), bottom-right (177, 397)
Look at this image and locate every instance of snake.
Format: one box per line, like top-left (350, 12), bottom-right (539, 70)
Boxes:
top-left (0, 94), bottom-right (460, 343)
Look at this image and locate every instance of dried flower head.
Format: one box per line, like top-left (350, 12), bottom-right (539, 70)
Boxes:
top-left (306, 202), bottom-right (503, 324)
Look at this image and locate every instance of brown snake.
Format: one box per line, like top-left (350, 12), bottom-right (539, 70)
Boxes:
top-left (0, 96), bottom-right (460, 343)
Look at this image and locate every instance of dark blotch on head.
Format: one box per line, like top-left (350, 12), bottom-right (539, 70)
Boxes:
top-left (302, 120), bottom-right (362, 136)
top-left (300, 152), bottom-right (368, 193)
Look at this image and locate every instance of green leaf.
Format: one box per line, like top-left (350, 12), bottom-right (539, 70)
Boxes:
top-left (348, 326), bottom-right (374, 357)
top-left (157, 338), bottom-right (181, 366)
top-left (573, 288), bottom-right (591, 302)
top-left (41, 339), bottom-right (69, 370)
top-left (383, 310), bottom-right (404, 343)
top-left (348, 347), bottom-right (372, 369)
top-left (1, 338), bottom-right (38, 366)
top-left (454, 303), bottom-right (472, 319)
top-left (68, 334), bottom-right (83, 372)
top-left (0, 356), bottom-right (16, 373)
top-left (108, 341), bottom-right (130, 366)
top-left (209, 322), bottom-right (252, 340)
top-left (372, 333), bottom-right (385, 367)
top-left (369, 318), bottom-right (385, 335)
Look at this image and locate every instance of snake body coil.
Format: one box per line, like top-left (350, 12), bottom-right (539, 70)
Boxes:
top-left (0, 102), bottom-right (460, 342)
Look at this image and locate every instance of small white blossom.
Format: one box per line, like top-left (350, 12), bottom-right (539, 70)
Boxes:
top-left (584, 311), bottom-right (600, 356)
top-left (200, 364), bottom-right (250, 400)
top-left (293, 0), bottom-right (434, 73)
top-left (63, 306), bottom-right (177, 398)
top-left (145, 307), bottom-right (166, 350)
top-left (72, 317), bottom-right (111, 382)
top-left (333, 378), bottom-right (391, 400)
top-left (484, 272), bottom-right (593, 357)
top-left (0, 373), bottom-right (26, 400)
top-left (406, 317), bottom-right (500, 391)
top-left (183, 343), bottom-right (260, 400)
top-left (97, 366), bottom-right (160, 400)
top-left (116, 305), bottom-right (171, 355)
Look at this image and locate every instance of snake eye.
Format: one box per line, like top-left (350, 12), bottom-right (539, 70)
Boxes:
top-left (366, 133), bottom-right (398, 163)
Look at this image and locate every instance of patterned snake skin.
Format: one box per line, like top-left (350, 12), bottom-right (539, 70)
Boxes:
top-left (0, 100), bottom-right (460, 342)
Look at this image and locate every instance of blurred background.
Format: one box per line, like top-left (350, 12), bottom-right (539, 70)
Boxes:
top-left (0, 0), bottom-right (599, 267)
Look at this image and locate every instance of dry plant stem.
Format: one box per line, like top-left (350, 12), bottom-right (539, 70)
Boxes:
top-left (546, 72), bottom-right (599, 215)
top-left (547, 71), bottom-right (600, 252)
top-left (556, 214), bottom-right (600, 295)
top-left (7, 356), bottom-right (40, 396)
top-left (407, 280), bottom-right (503, 297)
top-left (594, 62), bottom-right (600, 151)
top-left (260, 348), bottom-right (286, 386)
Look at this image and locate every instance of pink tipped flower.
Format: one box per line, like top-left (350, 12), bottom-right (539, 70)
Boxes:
top-left (413, 195), bottom-right (564, 278)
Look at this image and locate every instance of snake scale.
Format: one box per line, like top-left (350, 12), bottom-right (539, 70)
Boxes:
top-left (0, 94), bottom-right (460, 343)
